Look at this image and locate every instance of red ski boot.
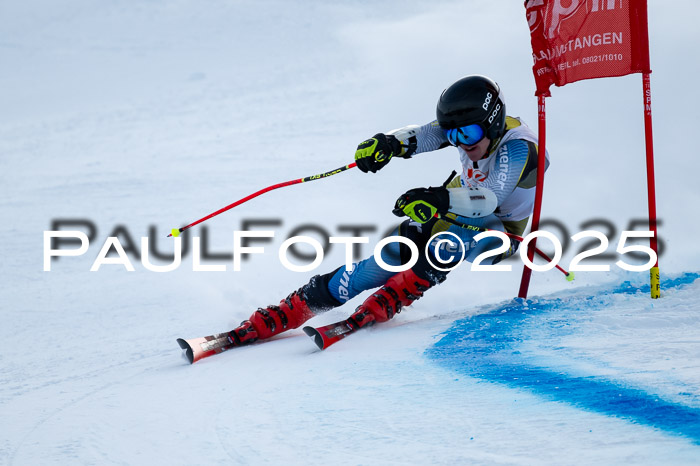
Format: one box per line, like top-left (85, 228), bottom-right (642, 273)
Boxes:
top-left (229, 272), bottom-right (343, 345)
top-left (229, 289), bottom-right (315, 344)
top-left (348, 269), bottom-right (432, 329)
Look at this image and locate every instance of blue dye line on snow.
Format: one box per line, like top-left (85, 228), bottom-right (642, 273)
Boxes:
top-left (426, 272), bottom-right (700, 444)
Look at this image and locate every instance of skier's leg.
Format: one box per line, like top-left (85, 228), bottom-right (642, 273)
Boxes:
top-left (230, 218), bottom-right (455, 344)
top-left (326, 227), bottom-right (404, 305)
top-left (348, 267), bottom-right (438, 328)
top-left (346, 220), bottom-right (449, 327)
top-left (324, 217), bottom-right (454, 301)
top-left (346, 214), bottom-right (513, 328)
top-left (230, 221), bottom-right (417, 344)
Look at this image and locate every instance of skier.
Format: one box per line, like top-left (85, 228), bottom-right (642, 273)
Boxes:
top-left (228, 74), bottom-right (549, 346)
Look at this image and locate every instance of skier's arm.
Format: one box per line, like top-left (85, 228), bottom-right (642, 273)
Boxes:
top-left (387, 120), bottom-right (450, 158)
top-left (354, 120), bottom-right (448, 173)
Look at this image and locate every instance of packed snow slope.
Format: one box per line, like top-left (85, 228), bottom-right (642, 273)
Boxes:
top-left (2, 0), bottom-right (700, 464)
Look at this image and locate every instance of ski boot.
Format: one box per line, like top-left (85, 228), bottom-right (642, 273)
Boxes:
top-left (348, 268), bottom-right (432, 329)
top-left (229, 274), bottom-right (341, 345)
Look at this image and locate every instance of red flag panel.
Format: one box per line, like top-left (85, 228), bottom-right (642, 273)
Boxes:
top-left (525, 0), bottom-right (650, 95)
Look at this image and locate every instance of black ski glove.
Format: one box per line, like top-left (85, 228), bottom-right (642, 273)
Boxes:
top-left (392, 186), bottom-right (450, 224)
top-left (392, 171), bottom-right (456, 223)
top-left (354, 133), bottom-right (403, 173)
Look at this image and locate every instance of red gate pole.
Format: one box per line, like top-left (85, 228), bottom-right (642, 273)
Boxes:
top-left (518, 94), bottom-right (548, 299)
top-left (643, 72), bottom-right (661, 298)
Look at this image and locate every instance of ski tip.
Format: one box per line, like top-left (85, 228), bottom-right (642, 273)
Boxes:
top-left (177, 338), bottom-right (195, 364)
top-left (302, 326), bottom-right (325, 350)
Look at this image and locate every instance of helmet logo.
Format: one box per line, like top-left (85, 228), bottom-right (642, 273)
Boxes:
top-left (482, 92), bottom-right (493, 111)
top-left (488, 103), bottom-right (502, 124)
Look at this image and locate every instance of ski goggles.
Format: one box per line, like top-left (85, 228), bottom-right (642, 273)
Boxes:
top-left (445, 124), bottom-right (485, 147)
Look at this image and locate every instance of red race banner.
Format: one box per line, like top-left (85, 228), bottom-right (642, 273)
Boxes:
top-left (525, 0), bottom-right (651, 95)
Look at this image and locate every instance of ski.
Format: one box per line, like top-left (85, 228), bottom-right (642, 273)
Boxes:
top-left (180, 315), bottom-right (371, 362)
top-left (177, 333), bottom-right (237, 364)
top-left (303, 318), bottom-right (361, 350)
top-left (178, 320), bottom-right (260, 364)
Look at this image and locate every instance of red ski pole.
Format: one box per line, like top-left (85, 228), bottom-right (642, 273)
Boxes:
top-left (168, 162), bottom-right (357, 237)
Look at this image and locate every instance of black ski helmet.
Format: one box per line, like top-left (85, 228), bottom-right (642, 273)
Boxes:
top-left (436, 75), bottom-right (506, 142)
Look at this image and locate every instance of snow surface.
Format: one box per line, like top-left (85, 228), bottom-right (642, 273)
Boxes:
top-left (2, 0), bottom-right (700, 464)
